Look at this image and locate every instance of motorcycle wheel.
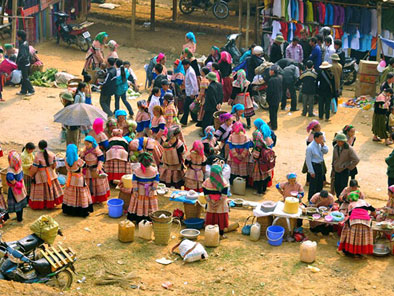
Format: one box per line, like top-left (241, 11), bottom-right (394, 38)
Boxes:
top-left (78, 36), bottom-right (89, 52)
top-left (179, 0), bottom-right (195, 14)
top-left (55, 269), bottom-right (73, 291)
top-left (343, 70), bottom-right (357, 85)
top-left (213, 1), bottom-right (229, 19)
top-left (254, 92), bottom-right (269, 110)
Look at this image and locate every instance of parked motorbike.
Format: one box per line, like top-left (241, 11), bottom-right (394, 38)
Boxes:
top-left (179, 0), bottom-right (230, 19)
top-left (343, 57), bottom-right (358, 85)
top-left (0, 233), bottom-right (76, 290)
top-left (221, 33), bottom-right (246, 65)
top-left (54, 9), bottom-right (93, 52)
top-left (251, 75), bottom-right (269, 110)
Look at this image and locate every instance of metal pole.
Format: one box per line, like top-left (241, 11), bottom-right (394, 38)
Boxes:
top-left (238, 0), bottom-right (242, 48)
top-left (11, 0), bottom-right (17, 45)
top-left (245, 0), bottom-right (250, 48)
top-left (172, 0), bottom-right (177, 21)
top-left (131, 0), bottom-right (136, 42)
top-left (377, 2), bottom-right (382, 60)
top-left (150, 0), bottom-right (155, 31)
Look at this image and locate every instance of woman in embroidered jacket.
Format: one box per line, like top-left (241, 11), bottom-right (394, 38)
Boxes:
top-left (89, 118), bottom-right (109, 151)
top-left (185, 140), bottom-right (207, 192)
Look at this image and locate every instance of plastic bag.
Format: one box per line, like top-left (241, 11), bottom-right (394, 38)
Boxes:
top-left (331, 98), bottom-right (337, 113)
top-left (10, 70), bottom-right (21, 84)
top-left (55, 72), bottom-right (75, 84)
top-left (178, 239), bottom-right (208, 262)
top-left (30, 215), bottom-right (59, 244)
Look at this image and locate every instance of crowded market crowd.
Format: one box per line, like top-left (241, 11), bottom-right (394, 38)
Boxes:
top-left (1, 27), bottom-right (394, 259)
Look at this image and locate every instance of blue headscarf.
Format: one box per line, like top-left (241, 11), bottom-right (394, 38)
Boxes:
top-left (202, 126), bottom-right (215, 141)
top-left (66, 144), bottom-right (78, 167)
top-left (84, 135), bottom-right (98, 148)
top-left (231, 103), bottom-right (245, 114)
top-left (186, 32), bottom-right (196, 44)
top-left (124, 136), bottom-right (132, 143)
top-left (115, 109), bottom-right (127, 119)
top-left (174, 61), bottom-right (185, 75)
top-left (254, 118), bottom-right (271, 139)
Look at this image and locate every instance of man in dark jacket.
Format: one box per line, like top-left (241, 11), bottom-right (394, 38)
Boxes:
top-left (281, 64), bottom-right (299, 111)
top-left (266, 65), bottom-right (282, 130)
top-left (232, 46), bottom-right (264, 82)
top-left (270, 35), bottom-right (284, 63)
top-left (334, 39), bottom-right (345, 67)
top-left (300, 29), bottom-right (311, 64)
top-left (317, 62), bottom-right (336, 121)
top-left (297, 60), bottom-right (317, 117)
top-left (385, 133), bottom-right (394, 186)
top-left (100, 57), bottom-right (117, 116)
top-left (16, 30), bottom-right (35, 96)
top-left (201, 72), bottom-right (223, 132)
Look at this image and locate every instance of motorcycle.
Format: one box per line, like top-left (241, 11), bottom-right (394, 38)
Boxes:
top-left (343, 57), bottom-right (358, 85)
top-left (53, 9), bottom-right (93, 52)
top-left (221, 33), bottom-right (246, 65)
top-left (0, 233), bottom-right (76, 290)
top-left (251, 75), bottom-right (269, 110)
top-left (179, 0), bottom-right (230, 19)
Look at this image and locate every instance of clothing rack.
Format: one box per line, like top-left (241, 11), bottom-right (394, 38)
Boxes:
top-left (309, 0), bottom-right (376, 9)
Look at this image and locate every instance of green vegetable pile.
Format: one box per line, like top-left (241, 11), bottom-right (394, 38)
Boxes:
top-left (29, 68), bottom-right (58, 87)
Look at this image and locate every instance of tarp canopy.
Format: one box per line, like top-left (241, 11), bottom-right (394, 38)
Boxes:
top-left (380, 35), bottom-right (394, 50)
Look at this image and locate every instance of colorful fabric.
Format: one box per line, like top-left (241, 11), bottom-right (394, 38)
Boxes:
top-left (186, 32), bottom-right (196, 44)
top-left (254, 118), bottom-right (271, 139)
top-left (174, 59), bottom-right (185, 75)
top-left (287, 173), bottom-right (297, 179)
top-left (219, 51), bottom-right (232, 64)
top-left (219, 113), bottom-right (232, 123)
top-left (29, 179), bottom-right (63, 209)
top-left (202, 126), bottom-right (215, 141)
top-left (192, 140), bottom-right (204, 157)
top-left (210, 165), bottom-right (227, 192)
top-left (212, 46), bottom-right (220, 60)
top-left (21, 150), bottom-right (34, 175)
top-left (232, 69), bottom-right (249, 92)
top-left (115, 109), bottom-right (127, 119)
top-left (95, 32), bottom-right (108, 44)
top-left (231, 103), bottom-right (245, 114)
top-left (8, 150), bottom-right (22, 173)
top-left (338, 223), bottom-right (373, 255)
top-left (104, 159), bottom-right (132, 181)
top-left (66, 144), bottom-right (78, 167)
top-left (306, 120), bottom-right (320, 133)
top-left (85, 135), bottom-right (98, 148)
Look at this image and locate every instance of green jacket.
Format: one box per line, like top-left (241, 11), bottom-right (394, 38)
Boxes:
top-left (385, 150), bottom-right (394, 178)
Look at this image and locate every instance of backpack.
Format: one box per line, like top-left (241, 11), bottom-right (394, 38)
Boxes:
top-left (260, 148), bottom-right (276, 171)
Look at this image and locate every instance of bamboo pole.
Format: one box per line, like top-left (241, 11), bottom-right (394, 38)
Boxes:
top-left (254, 0), bottom-right (259, 44)
top-left (150, 0), bottom-right (156, 31)
top-left (377, 2), bottom-right (382, 60)
top-left (245, 0), bottom-right (250, 48)
top-left (172, 0), bottom-right (177, 21)
top-left (11, 0), bottom-right (17, 45)
top-left (131, 0), bottom-right (136, 42)
top-left (238, 0), bottom-right (242, 48)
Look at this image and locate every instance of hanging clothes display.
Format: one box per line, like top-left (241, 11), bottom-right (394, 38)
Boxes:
top-left (272, 0), bottom-right (281, 17)
top-left (370, 9), bottom-right (377, 37)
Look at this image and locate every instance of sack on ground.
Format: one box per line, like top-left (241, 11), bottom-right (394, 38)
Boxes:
top-left (30, 215), bottom-right (59, 244)
top-left (55, 72), bottom-right (75, 84)
top-left (178, 239), bottom-right (208, 262)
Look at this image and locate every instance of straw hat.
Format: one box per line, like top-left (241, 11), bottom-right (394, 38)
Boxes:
top-left (275, 35), bottom-right (285, 43)
top-left (319, 61), bottom-right (332, 69)
top-left (206, 72), bottom-right (218, 81)
top-left (331, 53), bottom-right (340, 61)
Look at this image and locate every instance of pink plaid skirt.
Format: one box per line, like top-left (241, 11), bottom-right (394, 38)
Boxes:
top-left (128, 194), bottom-right (158, 217)
top-left (86, 176), bottom-right (110, 203)
top-left (104, 159), bottom-right (132, 181)
top-left (29, 179), bottom-right (64, 209)
top-left (159, 165), bottom-right (184, 185)
top-left (63, 185), bottom-right (93, 208)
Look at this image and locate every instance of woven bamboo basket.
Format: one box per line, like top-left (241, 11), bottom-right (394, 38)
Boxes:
top-left (150, 210), bottom-right (172, 223)
top-left (273, 217), bottom-right (297, 236)
top-left (213, 111), bottom-right (227, 130)
top-left (152, 220), bottom-right (172, 245)
top-left (118, 190), bottom-right (131, 211)
top-left (183, 203), bottom-right (202, 219)
top-left (256, 216), bottom-right (273, 237)
top-left (1, 169), bottom-right (8, 195)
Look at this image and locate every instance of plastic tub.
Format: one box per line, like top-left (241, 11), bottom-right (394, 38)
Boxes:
top-left (107, 199), bottom-right (124, 218)
top-left (266, 225), bottom-right (285, 246)
top-left (183, 218), bottom-right (205, 230)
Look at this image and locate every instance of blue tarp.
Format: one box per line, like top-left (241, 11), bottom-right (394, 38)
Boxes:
top-left (380, 36), bottom-right (394, 50)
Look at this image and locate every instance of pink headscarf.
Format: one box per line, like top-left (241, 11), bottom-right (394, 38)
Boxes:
top-left (8, 150), bottom-right (22, 173)
top-left (306, 120), bottom-right (320, 133)
top-left (156, 53), bottom-right (165, 63)
top-left (219, 51), bottom-right (232, 64)
top-left (219, 112), bottom-right (232, 123)
top-left (192, 140), bottom-right (204, 157)
top-left (232, 121), bottom-right (245, 134)
top-left (93, 118), bottom-right (104, 135)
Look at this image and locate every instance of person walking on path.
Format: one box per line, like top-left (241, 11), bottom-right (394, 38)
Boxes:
top-left (298, 60), bottom-right (317, 117)
top-left (270, 35), bottom-right (284, 63)
top-left (180, 59), bottom-right (199, 126)
top-left (115, 59), bottom-right (134, 118)
top-left (100, 57), bottom-right (117, 117)
top-left (331, 132), bottom-right (360, 198)
top-left (266, 65), bottom-right (282, 130)
top-left (317, 61), bottom-right (336, 121)
top-left (306, 131), bottom-right (328, 200)
top-left (200, 72), bottom-right (223, 131)
top-left (16, 30), bottom-right (34, 96)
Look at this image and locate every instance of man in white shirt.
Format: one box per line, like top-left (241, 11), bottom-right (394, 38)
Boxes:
top-left (148, 86), bottom-right (161, 119)
top-left (323, 37), bottom-right (335, 63)
top-left (180, 59), bottom-right (199, 126)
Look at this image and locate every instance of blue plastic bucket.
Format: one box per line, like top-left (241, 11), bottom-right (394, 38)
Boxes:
top-left (107, 199), bottom-right (124, 218)
top-left (266, 225), bottom-right (285, 246)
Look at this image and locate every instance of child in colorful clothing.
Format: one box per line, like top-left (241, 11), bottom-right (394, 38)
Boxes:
top-left (105, 118), bottom-right (117, 138)
top-left (160, 126), bottom-right (186, 188)
top-left (129, 137), bottom-right (163, 168)
top-left (215, 113), bottom-right (233, 159)
top-left (89, 118), bottom-right (109, 151)
top-left (203, 164), bottom-right (230, 238)
top-left (185, 140), bottom-right (207, 192)
top-left (127, 152), bottom-right (159, 223)
top-left (276, 173), bottom-right (304, 201)
top-left (163, 94), bottom-right (178, 128)
top-left (376, 185), bottom-right (394, 222)
top-left (6, 151), bottom-right (27, 222)
top-left (63, 144), bottom-right (93, 217)
top-left (231, 69), bottom-right (254, 129)
top-left (29, 140), bottom-right (63, 209)
top-left (104, 129), bottom-right (132, 182)
top-left (21, 142), bottom-right (35, 199)
top-left (227, 121), bottom-right (252, 184)
top-left (231, 104), bottom-right (245, 124)
top-left (115, 110), bottom-right (129, 136)
top-left (81, 136), bottom-right (110, 203)
top-left (136, 100), bottom-right (151, 137)
top-left (202, 126), bottom-right (218, 158)
top-left (151, 105), bottom-right (166, 143)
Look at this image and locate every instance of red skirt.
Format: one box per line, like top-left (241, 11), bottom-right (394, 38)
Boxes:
top-left (222, 77), bottom-right (233, 102)
top-left (338, 223), bottom-right (373, 255)
top-left (205, 212), bottom-right (229, 231)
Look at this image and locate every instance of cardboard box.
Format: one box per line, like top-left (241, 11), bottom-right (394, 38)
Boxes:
top-left (355, 81), bottom-right (377, 98)
top-left (359, 73), bottom-right (378, 84)
top-left (359, 60), bottom-right (379, 76)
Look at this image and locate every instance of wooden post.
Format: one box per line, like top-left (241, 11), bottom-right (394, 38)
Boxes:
top-left (377, 2), bottom-right (382, 60)
top-left (245, 0), bottom-right (250, 47)
top-left (81, 0), bottom-right (88, 19)
top-left (172, 0), bottom-right (177, 21)
top-left (61, 0), bottom-right (65, 11)
top-left (131, 0), bottom-right (136, 42)
top-left (11, 0), bottom-right (17, 45)
top-left (238, 0), bottom-right (242, 47)
top-left (150, 0), bottom-right (155, 31)
top-left (254, 0), bottom-right (259, 44)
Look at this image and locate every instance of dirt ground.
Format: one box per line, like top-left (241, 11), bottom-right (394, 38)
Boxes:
top-left (0, 19), bottom-right (393, 296)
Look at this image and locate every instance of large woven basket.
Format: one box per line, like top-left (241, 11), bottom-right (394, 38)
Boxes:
top-left (118, 191), bottom-right (131, 211)
top-left (150, 210), bottom-right (172, 223)
top-left (183, 203), bottom-right (202, 219)
top-left (256, 216), bottom-right (273, 237)
top-left (1, 169), bottom-right (8, 195)
top-left (152, 220), bottom-right (172, 245)
top-left (213, 110), bottom-right (227, 130)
